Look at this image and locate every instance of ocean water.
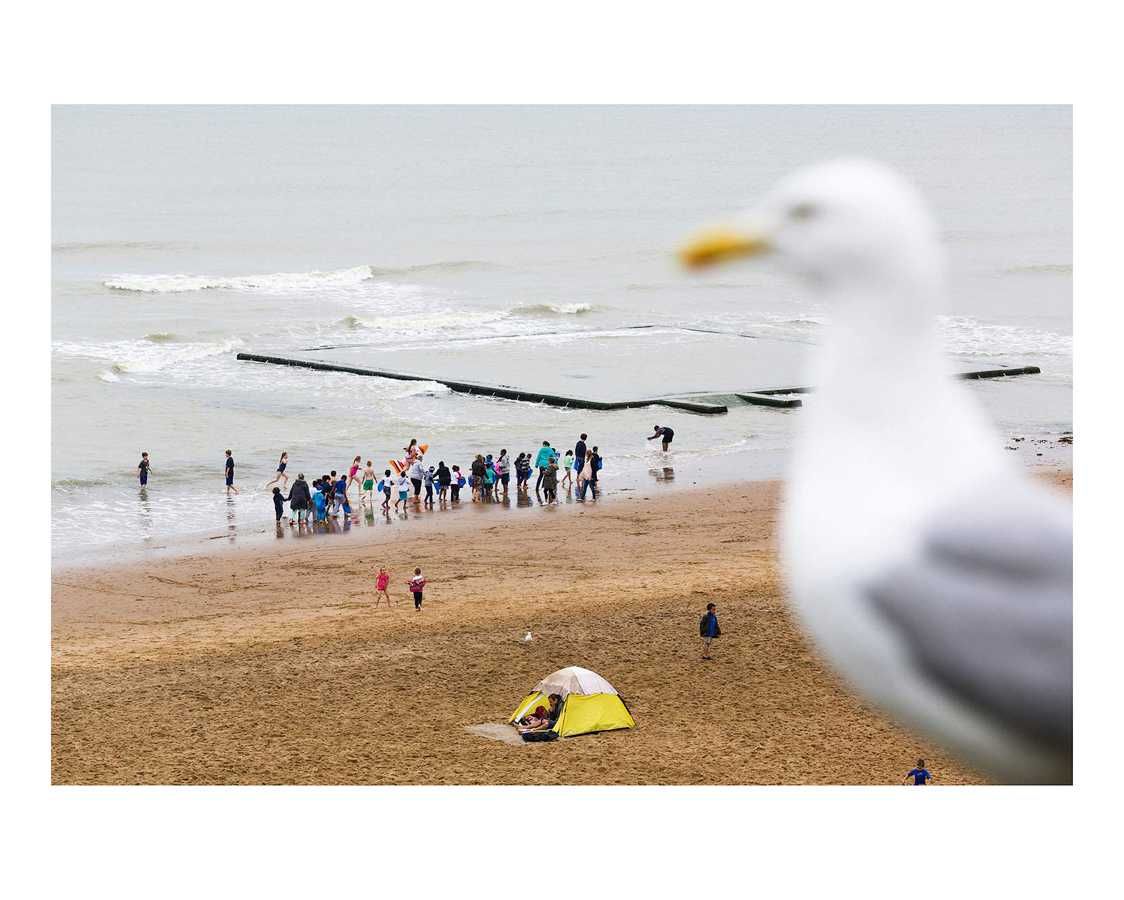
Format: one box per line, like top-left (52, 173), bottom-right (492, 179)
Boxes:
top-left (52, 106), bottom-right (1072, 563)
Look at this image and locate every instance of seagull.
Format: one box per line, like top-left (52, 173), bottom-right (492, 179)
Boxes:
top-left (680, 159), bottom-right (1072, 783)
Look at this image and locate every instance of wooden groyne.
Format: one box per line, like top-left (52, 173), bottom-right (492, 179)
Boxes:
top-left (237, 353), bottom-right (1042, 416)
top-left (235, 353), bottom-right (729, 414)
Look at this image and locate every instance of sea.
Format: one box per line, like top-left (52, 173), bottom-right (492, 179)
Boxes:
top-left (52, 106), bottom-right (1072, 565)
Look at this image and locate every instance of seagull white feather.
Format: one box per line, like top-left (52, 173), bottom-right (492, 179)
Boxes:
top-left (682, 159), bottom-right (1072, 783)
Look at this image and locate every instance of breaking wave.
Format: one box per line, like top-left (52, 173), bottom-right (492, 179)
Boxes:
top-left (506, 302), bottom-right (598, 317)
top-left (103, 265), bottom-right (377, 294)
top-left (53, 337), bottom-right (245, 378)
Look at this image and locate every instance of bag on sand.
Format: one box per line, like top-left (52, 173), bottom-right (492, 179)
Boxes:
top-left (521, 730), bottom-right (559, 743)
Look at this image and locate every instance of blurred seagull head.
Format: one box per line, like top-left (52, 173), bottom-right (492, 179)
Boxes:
top-left (681, 158), bottom-right (943, 296)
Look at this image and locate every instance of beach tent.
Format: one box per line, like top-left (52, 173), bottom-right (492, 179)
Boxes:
top-left (508, 666), bottom-right (636, 738)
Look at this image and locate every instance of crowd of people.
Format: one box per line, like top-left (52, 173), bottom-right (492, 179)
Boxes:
top-left (255, 432), bottom-right (606, 527)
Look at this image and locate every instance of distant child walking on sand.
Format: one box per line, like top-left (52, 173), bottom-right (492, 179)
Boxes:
top-left (224, 450), bottom-right (239, 495)
top-left (700, 602), bottom-right (720, 659)
top-left (265, 452), bottom-right (289, 489)
top-left (137, 451), bottom-right (151, 486)
top-left (561, 449), bottom-right (574, 491)
top-left (904, 759), bottom-right (935, 785)
top-left (375, 567), bottom-right (392, 608)
top-left (407, 567), bottom-right (428, 610)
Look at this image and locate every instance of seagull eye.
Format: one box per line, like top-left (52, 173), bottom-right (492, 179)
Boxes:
top-left (790, 203), bottom-right (817, 221)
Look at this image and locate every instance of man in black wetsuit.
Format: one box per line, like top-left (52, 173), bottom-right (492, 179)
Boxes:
top-left (647, 425), bottom-right (674, 452)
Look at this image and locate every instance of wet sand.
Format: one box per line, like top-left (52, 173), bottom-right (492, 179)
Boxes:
top-left (52, 475), bottom-right (1068, 785)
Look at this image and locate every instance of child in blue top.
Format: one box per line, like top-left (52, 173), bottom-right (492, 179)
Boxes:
top-left (312, 481), bottom-right (328, 521)
top-left (904, 759), bottom-right (934, 785)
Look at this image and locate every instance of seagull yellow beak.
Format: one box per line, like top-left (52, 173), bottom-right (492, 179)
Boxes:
top-left (679, 228), bottom-right (771, 268)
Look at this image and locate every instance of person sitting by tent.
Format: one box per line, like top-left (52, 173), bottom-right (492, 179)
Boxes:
top-left (517, 694), bottom-right (562, 733)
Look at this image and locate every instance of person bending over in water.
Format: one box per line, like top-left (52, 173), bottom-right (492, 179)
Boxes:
top-left (648, 425), bottom-right (674, 452)
top-left (265, 452), bottom-right (289, 490)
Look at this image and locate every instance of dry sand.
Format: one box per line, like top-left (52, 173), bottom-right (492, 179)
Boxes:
top-left (54, 477), bottom-right (1067, 785)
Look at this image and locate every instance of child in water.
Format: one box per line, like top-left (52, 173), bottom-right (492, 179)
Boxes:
top-left (451, 465), bottom-right (463, 502)
top-left (312, 480), bottom-right (328, 522)
top-left (272, 486), bottom-right (286, 522)
top-left (395, 472), bottom-right (410, 511)
top-left (361, 460), bottom-right (376, 508)
top-left (377, 469), bottom-right (390, 511)
top-left (424, 465), bottom-right (435, 506)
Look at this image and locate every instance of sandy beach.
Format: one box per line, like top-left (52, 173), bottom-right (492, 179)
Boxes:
top-left (51, 474), bottom-right (1067, 786)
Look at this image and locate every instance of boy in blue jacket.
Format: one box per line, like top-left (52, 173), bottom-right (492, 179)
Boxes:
top-left (700, 603), bottom-right (720, 659)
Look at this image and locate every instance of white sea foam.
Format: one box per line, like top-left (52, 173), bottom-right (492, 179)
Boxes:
top-left (104, 265), bottom-right (377, 294)
top-left (53, 337), bottom-right (246, 375)
top-left (938, 315), bottom-right (1072, 358)
top-left (506, 302), bottom-right (598, 317)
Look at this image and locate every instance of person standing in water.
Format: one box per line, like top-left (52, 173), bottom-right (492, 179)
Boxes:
top-left (137, 451), bottom-right (152, 487)
top-left (347, 455), bottom-right (363, 496)
top-left (534, 441), bottom-right (554, 492)
top-left (265, 452), bottom-right (289, 490)
top-left (361, 460), bottom-right (376, 509)
top-left (224, 450), bottom-right (239, 495)
top-left (380, 469), bottom-right (393, 511)
top-left (574, 433), bottom-right (588, 473)
top-left (561, 449), bottom-right (575, 494)
top-left (648, 425), bottom-right (675, 452)
top-left (495, 449), bottom-right (511, 498)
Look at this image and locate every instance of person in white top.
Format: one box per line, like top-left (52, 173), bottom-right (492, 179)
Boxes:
top-left (408, 458), bottom-right (425, 498)
top-left (395, 473), bottom-right (411, 511)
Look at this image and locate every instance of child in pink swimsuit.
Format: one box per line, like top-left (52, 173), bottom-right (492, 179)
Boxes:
top-left (375, 567), bottom-right (391, 608)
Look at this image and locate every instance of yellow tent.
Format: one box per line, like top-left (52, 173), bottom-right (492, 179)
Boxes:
top-left (508, 666), bottom-right (636, 738)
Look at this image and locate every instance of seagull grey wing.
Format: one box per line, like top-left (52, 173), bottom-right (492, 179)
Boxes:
top-left (866, 485), bottom-right (1072, 753)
